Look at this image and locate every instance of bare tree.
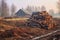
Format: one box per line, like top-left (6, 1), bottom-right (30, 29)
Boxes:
top-left (11, 4), bottom-right (16, 17)
top-left (41, 5), bottom-right (46, 11)
top-left (0, 0), bottom-right (2, 17)
top-left (26, 6), bottom-right (33, 13)
top-left (26, 6), bottom-right (40, 14)
top-left (0, 5), bottom-right (1, 16)
top-left (57, 0), bottom-right (60, 14)
top-left (1, 0), bottom-right (9, 17)
top-left (49, 9), bottom-right (55, 16)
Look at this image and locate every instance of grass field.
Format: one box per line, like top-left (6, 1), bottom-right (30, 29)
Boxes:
top-left (3, 18), bottom-right (29, 21)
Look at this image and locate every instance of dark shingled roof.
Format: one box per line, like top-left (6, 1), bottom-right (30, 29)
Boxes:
top-left (15, 9), bottom-right (27, 17)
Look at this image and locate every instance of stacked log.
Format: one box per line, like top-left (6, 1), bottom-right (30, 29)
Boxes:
top-left (27, 11), bottom-right (56, 29)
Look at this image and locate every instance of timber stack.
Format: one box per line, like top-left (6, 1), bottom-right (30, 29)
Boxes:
top-left (27, 11), bottom-right (56, 29)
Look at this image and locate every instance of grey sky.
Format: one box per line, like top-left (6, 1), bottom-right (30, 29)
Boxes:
top-left (6, 0), bottom-right (58, 13)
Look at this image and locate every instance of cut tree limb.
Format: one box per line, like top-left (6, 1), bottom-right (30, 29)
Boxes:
top-left (32, 30), bottom-right (60, 40)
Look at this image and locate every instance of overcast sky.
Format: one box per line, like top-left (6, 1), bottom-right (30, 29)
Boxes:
top-left (5, 0), bottom-right (58, 13)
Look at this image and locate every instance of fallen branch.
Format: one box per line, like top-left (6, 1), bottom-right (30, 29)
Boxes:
top-left (32, 30), bottom-right (60, 40)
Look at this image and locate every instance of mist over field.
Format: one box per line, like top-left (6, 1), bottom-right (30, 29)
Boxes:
top-left (0, 0), bottom-right (60, 18)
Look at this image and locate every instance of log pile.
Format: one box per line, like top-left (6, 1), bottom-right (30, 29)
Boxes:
top-left (27, 11), bottom-right (56, 29)
top-left (0, 27), bottom-right (60, 40)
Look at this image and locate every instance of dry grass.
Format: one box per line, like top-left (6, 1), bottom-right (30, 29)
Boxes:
top-left (0, 18), bottom-right (59, 40)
